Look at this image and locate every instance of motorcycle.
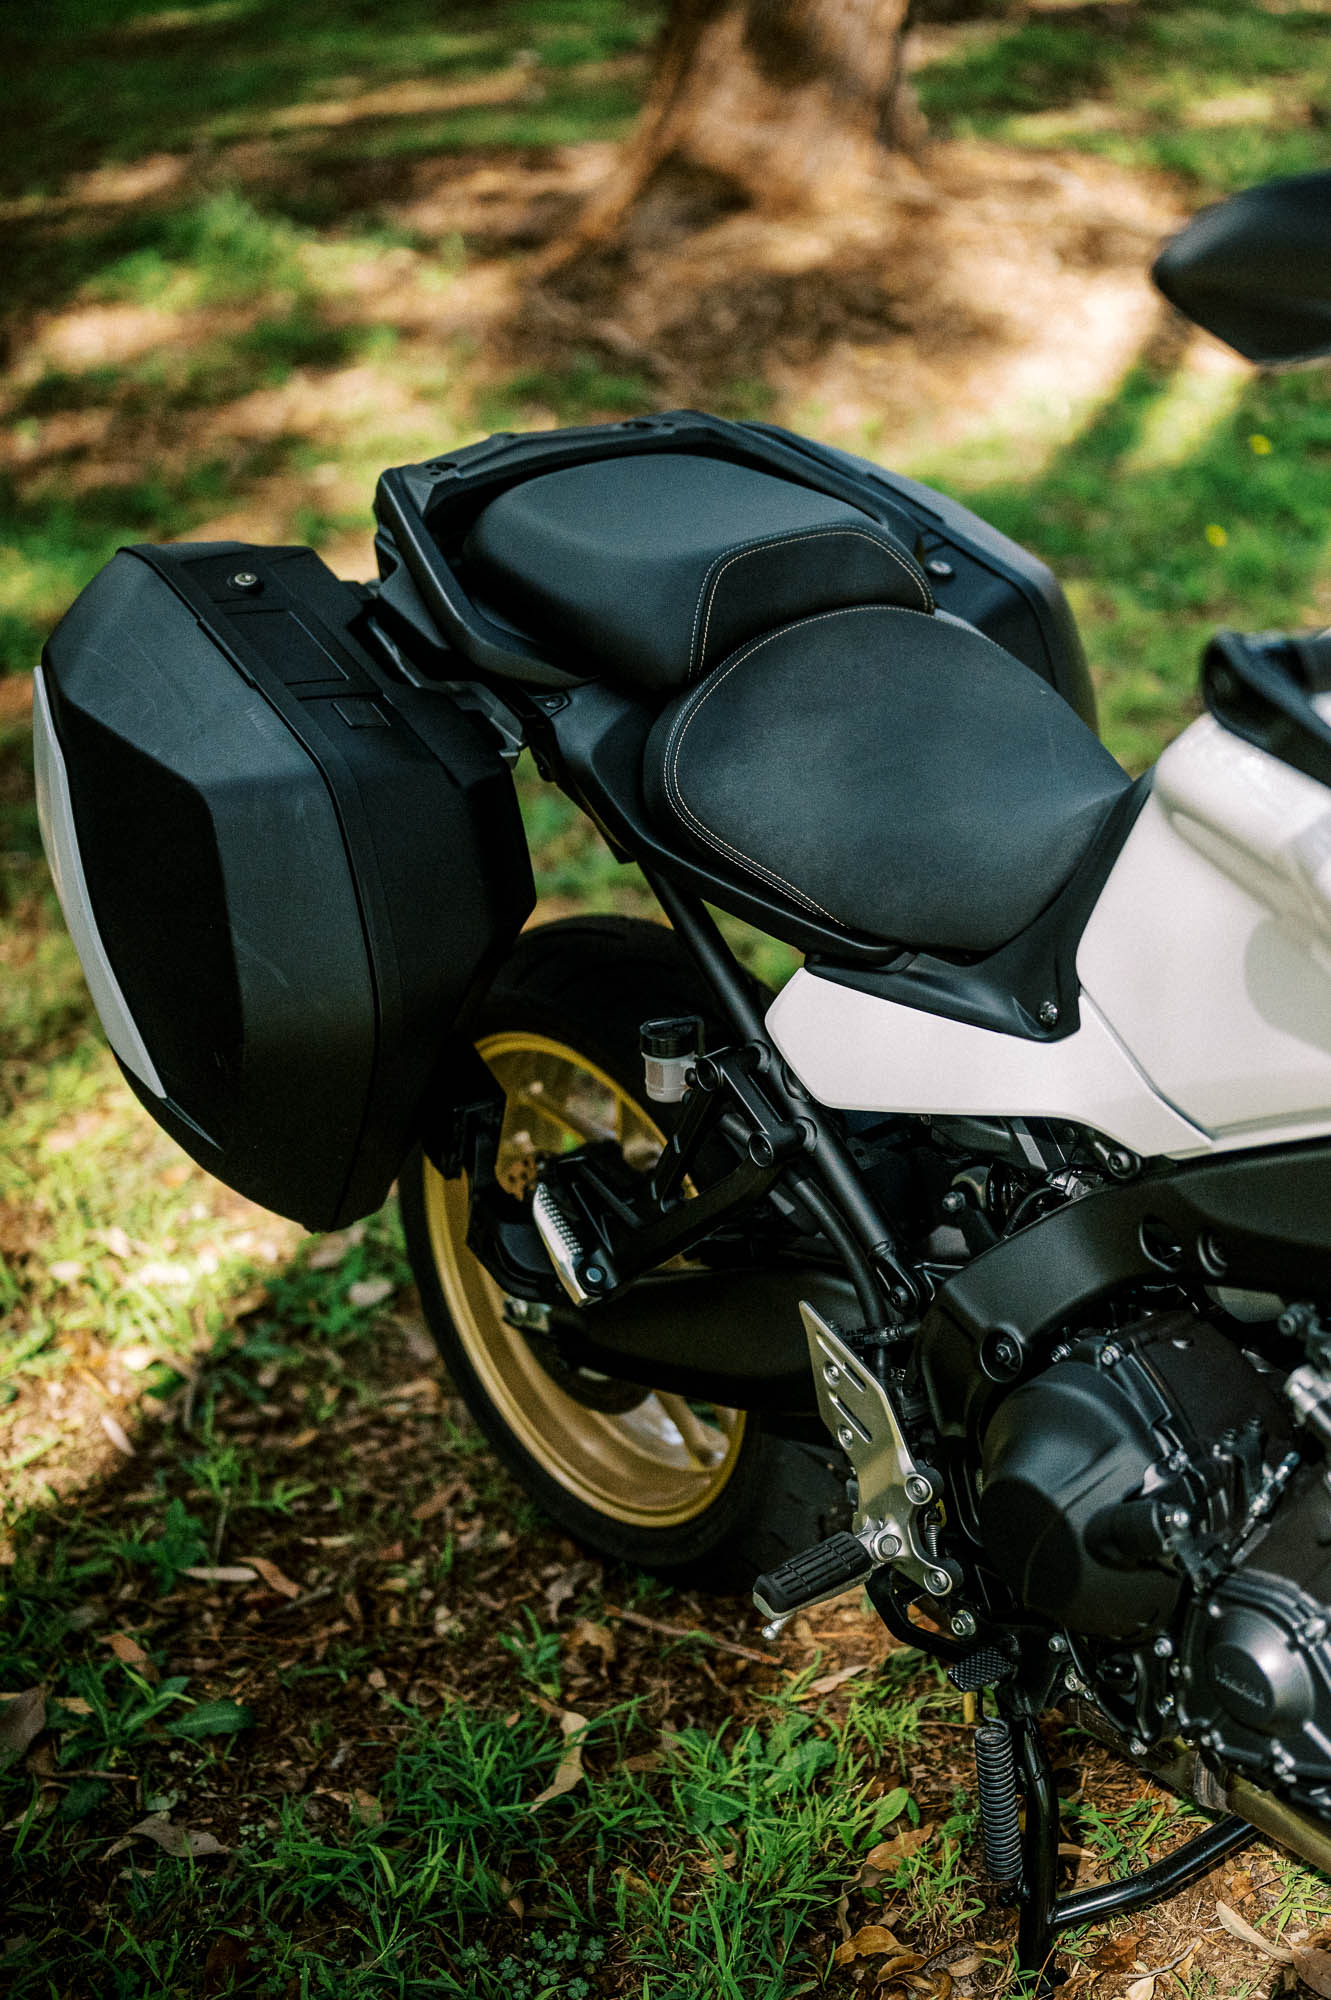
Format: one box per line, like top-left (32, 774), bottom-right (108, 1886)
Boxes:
top-left (30, 168), bottom-right (1331, 1985)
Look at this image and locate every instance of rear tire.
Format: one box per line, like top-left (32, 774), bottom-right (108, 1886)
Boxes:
top-left (399, 916), bottom-right (848, 1585)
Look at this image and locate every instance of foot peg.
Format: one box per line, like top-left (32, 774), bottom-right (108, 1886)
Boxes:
top-left (753, 1529), bottom-right (879, 1631)
top-left (532, 1182), bottom-right (610, 1305)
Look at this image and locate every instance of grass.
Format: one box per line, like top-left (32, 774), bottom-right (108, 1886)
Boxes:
top-left (914, 3), bottom-right (1331, 197)
top-left (6, 0), bottom-right (1331, 1992)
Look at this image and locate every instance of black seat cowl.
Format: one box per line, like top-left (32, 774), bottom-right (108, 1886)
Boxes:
top-left (644, 604), bottom-right (1130, 955)
top-left (461, 453), bottom-right (933, 694)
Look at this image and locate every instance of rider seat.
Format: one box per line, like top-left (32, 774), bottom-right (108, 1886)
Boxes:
top-left (463, 454), bottom-right (1130, 952)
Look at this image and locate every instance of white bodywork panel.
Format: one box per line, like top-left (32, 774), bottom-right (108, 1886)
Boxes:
top-left (765, 970), bottom-right (1208, 1157)
top-left (1078, 715), bottom-right (1331, 1146)
top-left (767, 712), bottom-right (1331, 1161)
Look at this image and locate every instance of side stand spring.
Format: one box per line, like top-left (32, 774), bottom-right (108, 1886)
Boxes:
top-left (974, 1719), bottom-right (1022, 1883)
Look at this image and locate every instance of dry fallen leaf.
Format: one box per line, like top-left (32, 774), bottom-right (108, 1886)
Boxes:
top-left (566, 1618), bottom-right (617, 1666)
top-left (286, 1427), bottom-right (319, 1451)
top-left (412, 1478), bottom-right (465, 1523)
top-left (351, 1789), bottom-right (383, 1826)
top-left (864, 1825), bottom-right (932, 1871)
top-left (99, 1412), bottom-right (136, 1458)
top-left (873, 1952), bottom-right (925, 1981)
top-left (797, 1662), bottom-right (869, 1700)
top-left (1293, 1944), bottom-right (1331, 1998)
top-left (245, 1556), bottom-right (302, 1601)
top-left (544, 1561), bottom-right (596, 1622)
top-left (529, 1709), bottom-right (588, 1810)
top-left (0, 1690), bottom-right (45, 1770)
top-left (128, 1813), bottom-right (228, 1858)
top-left (307, 1225), bottom-right (365, 1270)
top-left (182, 1566), bottom-right (258, 1585)
top-left (945, 1955), bottom-right (989, 1979)
top-left (347, 1276), bottom-right (394, 1310)
top-left (1124, 1977), bottom-right (1155, 2000)
top-left (833, 1924), bottom-right (903, 1966)
top-left (106, 1634), bottom-right (158, 1688)
top-left (1215, 1901), bottom-right (1292, 1962)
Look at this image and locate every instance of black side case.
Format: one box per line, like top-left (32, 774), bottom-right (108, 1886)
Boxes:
top-left (38, 543), bottom-right (533, 1228)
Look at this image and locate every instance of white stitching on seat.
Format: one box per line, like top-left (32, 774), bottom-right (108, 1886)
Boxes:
top-left (686, 526), bottom-right (933, 679)
top-left (662, 603), bottom-right (939, 922)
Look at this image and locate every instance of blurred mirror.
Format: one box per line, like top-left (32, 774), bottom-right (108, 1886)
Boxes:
top-left (1153, 169), bottom-right (1331, 365)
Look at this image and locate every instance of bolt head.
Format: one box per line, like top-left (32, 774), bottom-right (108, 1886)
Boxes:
top-left (872, 1530), bottom-right (902, 1560)
top-left (584, 1266), bottom-right (604, 1287)
top-left (1167, 1507), bottom-right (1191, 1531)
top-left (823, 1362), bottom-right (841, 1385)
top-left (1048, 1634), bottom-right (1069, 1654)
top-left (950, 1610), bottom-right (977, 1639)
top-left (1129, 1737), bottom-right (1148, 1758)
top-left (1153, 1636), bottom-right (1174, 1659)
top-left (228, 570), bottom-right (261, 591)
top-left (905, 1474), bottom-right (934, 1506)
top-left (837, 1426), bottom-right (856, 1450)
top-left (926, 1567), bottom-right (953, 1597)
top-left (941, 1189), bottom-right (966, 1213)
top-left (1038, 1000), bottom-right (1060, 1028)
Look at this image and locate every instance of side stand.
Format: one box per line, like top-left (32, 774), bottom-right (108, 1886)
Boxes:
top-left (1006, 1709), bottom-right (1256, 1994)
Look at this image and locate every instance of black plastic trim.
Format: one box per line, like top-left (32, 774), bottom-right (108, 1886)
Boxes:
top-left (1204, 626), bottom-right (1331, 790)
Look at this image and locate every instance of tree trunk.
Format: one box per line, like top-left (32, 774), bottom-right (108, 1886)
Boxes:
top-left (567, 0), bottom-right (920, 253)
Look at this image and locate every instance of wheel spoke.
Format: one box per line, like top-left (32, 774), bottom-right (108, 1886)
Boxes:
top-left (655, 1392), bottom-right (727, 1468)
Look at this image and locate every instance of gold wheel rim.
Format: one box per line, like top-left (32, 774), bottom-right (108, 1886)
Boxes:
top-left (423, 1030), bottom-right (746, 1528)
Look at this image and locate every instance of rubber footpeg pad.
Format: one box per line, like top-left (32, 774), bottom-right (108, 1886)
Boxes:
top-left (947, 1646), bottom-right (1015, 1693)
top-left (753, 1530), bottom-right (873, 1616)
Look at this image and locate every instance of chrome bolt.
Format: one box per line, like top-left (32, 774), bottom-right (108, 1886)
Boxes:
top-left (1038, 1000), bottom-right (1060, 1028)
top-left (1048, 1634), bottom-right (1069, 1654)
top-left (837, 1426), bottom-right (856, 1450)
top-left (941, 1189), bottom-right (966, 1214)
top-left (228, 570), bottom-right (261, 591)
top-left (950, 1610), bottom-right (977, 1640)
top-left (1100, 1343), bottom-right (1123, 1367)
top-left (926, 1567), bottom-right (953, 1597)
top-left (870, 1529), bottom-right (902, 1560)
top-left (905, 1474), bottom-right (934, 1506)
top-left (1129, 1737), bottom-right (1148, 1758)
top-left (1209, 1599), bottom-right (1225, 1620)
top-left (1167, 1507), bottom-right (1191, 1532)
top-left (823, 1362), bottom-right (841, 1385)
top-left (1153, 1636), bottom-right (1174, 1659)
top-left (925, 556), bottom-right (954, 580)
top-left (1064, 1669), bottom-right (1088, 1695)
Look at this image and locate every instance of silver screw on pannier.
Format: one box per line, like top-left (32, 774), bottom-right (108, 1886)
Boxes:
top-left (229, 571), bottom-right (261, 592)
